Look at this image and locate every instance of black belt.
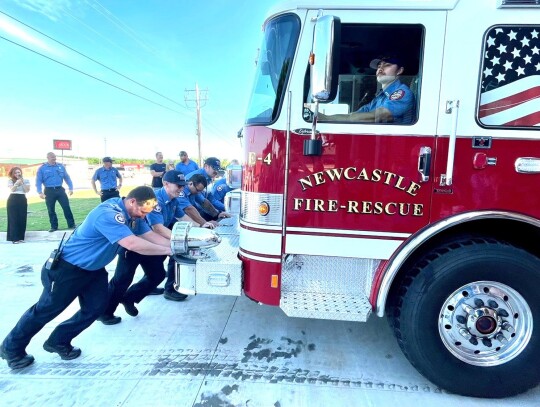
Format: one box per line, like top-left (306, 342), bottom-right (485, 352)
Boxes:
top-left (45, 186), bottom-right (63, 190)
top-left (102, 188), bottom-right (117, 192)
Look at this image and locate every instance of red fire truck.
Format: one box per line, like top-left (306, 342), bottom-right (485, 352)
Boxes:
top-left (171, 0), bottom-right (540, 398)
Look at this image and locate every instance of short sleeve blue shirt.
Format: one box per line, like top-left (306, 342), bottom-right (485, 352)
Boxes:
top-left (208, 179), bottom-right (232, 212)
top-left (357, 79), bottom-right (416, 124)
top-left (176, 160), bottom-right (199, 176)
top-left (92, 167), bottom-right (121, 190)
top-left (146, 187), bottom-right (185, 228)
top-left (62, 197), bottom-right (151, 270)
top-left (176, 185), bottom-right (205, 210)
top-left (36, 162), bottom-right (74, 193)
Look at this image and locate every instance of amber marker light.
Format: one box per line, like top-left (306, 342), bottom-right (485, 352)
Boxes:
top-left (271, 275), bottom-right (279, 288)
top-left (258, 201), bottom-right (270, 216)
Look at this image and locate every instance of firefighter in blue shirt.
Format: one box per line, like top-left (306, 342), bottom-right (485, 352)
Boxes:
top-left (186, 156), bottom-right (223, 185)
top-left (186, 158), bottom-right (234, 221)
top-left (91, 157), bottom-right (123, 202)
top-left (36, 152), bottom-right (76, 232)
top-left (159, 173), bottom-right (229, 301)
top-left (0, 186), bottom-right (171, 370)
top-left (319, 55), bottom-right (416, 124)
top-left (98, 171), bottom-right (211, 321)
top-left (208, 178), bottom-right (233, 213)
top-left (175, 150), bottom-right (199, 176)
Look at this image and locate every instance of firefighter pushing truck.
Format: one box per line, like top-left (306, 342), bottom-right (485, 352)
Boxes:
top-left (169, 0), bottom-right (540, 398)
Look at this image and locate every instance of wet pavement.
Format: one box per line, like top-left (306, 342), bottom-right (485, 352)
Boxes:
top-left (0, 238), bottom-right (539, 406)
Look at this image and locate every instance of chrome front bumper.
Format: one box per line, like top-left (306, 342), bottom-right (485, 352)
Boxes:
top-left (174, 215), bottom-right (242, 296)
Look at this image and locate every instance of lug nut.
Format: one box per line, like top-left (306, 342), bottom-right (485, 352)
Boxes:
top-left (502, 322), bottom-right (515, 334)
top-left (495, 333), bottom-right (508, 344)
top-left (459, 328), bottom-right (472, 339)
top-left (461, 304), bottom-right (474, 314)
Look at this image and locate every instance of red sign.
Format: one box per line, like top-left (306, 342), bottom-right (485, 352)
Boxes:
top-left (53, 139), bottom-right (72, 150)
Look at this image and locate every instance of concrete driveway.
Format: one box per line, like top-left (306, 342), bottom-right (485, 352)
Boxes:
top-left (0, 239), bottom-right (538, 406)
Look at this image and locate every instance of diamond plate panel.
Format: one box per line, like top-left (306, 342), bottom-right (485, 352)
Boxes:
top-left (281, 292), bottom-right (372, 322)
top-left (280, 255), bottom-right (379, 322)
top-left (190, 217), bottom-right (242, 296)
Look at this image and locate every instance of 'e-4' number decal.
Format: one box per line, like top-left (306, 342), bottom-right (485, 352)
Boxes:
top-left (263, 153), bottom-right (272, 165)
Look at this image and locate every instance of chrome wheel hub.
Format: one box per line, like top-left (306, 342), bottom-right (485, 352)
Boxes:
top-left (439, 281), bottom-right (532, 366)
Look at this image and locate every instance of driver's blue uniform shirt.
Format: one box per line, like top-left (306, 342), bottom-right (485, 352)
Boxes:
top-left (36, 162), bottom-right (74, 193)
top-left (62, 197), bottom-right (151, 270)
top-left (146, 187), bottom-right (185, 228)
top-left (92, 166), bottom-right (121, 190)
top-left (356, 79), bottom-right (416, 124)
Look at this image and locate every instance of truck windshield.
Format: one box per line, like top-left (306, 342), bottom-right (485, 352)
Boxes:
top-left (245, 14), bottom-right (300, 125)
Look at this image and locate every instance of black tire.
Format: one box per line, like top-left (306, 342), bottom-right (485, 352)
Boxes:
top-left (389, 237), bottom-right (540, 398)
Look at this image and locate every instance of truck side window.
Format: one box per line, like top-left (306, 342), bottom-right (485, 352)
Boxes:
top-left (305, 23), bottom-right (424, 125)
top-left (478, 25), bottom-right (540, 128)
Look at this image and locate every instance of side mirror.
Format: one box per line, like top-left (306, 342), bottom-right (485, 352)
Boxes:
top-left (310, 15), bottom-right (341, 102)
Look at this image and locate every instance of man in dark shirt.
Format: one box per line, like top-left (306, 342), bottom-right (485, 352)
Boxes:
top-left (150, 152), bottom-right (167, 192)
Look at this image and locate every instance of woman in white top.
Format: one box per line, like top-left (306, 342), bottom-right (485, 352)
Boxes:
top-left (7, 167), bottom-right (31, 243)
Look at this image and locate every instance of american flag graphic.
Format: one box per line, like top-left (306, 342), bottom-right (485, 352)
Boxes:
top-left (479, 26), bottom-right (540, 127)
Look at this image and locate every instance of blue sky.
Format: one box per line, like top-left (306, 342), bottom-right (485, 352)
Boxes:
top-left (0, 0), bottom-right (275, 162)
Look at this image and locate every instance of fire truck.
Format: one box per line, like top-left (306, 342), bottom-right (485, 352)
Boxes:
top-left (170, 0), bottom-right (540, 398)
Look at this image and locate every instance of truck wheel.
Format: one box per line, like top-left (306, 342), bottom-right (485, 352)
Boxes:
top-left (389, 237), bottom-right (540, 398)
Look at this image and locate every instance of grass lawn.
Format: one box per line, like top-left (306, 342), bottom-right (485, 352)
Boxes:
top-left (0, 187), bottom-right (137, 232)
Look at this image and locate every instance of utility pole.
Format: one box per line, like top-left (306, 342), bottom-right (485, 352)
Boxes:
top-left (184, 83), bottom-right (208, 166)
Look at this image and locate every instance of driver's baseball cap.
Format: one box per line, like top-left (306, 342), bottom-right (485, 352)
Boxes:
top-left (370, 56), bottom-right (403, 70)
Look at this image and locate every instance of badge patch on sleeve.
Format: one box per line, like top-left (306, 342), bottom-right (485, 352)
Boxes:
top-left (154, 204), bottom-right (162, 213)
top-left (390, 89), bottom-right (405, 100)
top-left (115, 213), bottom-right (125, 224)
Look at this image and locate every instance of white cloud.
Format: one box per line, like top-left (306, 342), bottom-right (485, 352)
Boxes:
top-left (12, 0), bottom-right (73, 22)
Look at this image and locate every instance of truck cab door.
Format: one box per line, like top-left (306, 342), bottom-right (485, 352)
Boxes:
top-left (284, 9), bottom-right (447, 260)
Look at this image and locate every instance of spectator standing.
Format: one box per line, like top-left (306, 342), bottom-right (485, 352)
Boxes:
top-left (166, 160), bottom-right (175, 171)
top-left (150, 152), bottom-right (167, 192)
top-left (36, 152), bottom-right (76, 232)
top-left (6, 167), bottom-right (31, 243)
top-left (0, 186), bottom-right (172, 370)
top-left (91, 157), bottom-right (122, 202)
top-left (175, 151), bottom-right (199, 176)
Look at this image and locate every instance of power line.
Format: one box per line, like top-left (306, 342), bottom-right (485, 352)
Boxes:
top-left (0, 35), bottom-right (187, 115)
top-left (0, 9), bottom-right (184, 108)
top-left (87, 0), bottom-right (159, 56)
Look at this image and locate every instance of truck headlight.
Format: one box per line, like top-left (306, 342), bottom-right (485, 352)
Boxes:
top-left (170, 221), bottom-right (221, 260)
top-left (226, 164), bottom-right (242, 189)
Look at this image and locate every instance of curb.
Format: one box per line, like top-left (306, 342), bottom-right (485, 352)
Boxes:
top-left (0, 230), bottom-right (73, 243)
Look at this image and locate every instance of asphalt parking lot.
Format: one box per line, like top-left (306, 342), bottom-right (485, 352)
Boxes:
top-left (0, 238), bottom-right (539, 407)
